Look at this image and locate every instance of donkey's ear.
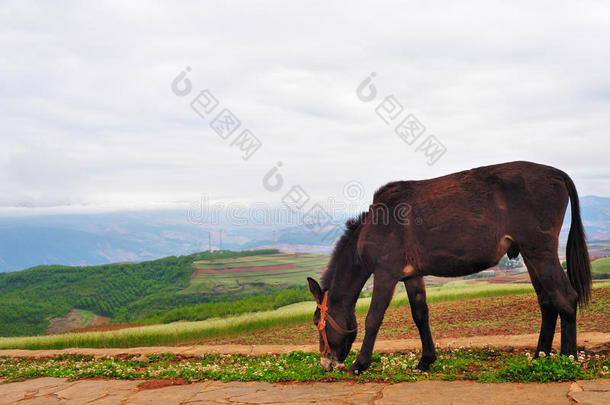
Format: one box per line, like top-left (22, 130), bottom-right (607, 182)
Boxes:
top-left (307, 277), bottom-right (323, 304)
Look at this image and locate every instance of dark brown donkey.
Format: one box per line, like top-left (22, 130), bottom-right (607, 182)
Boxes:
top-left (307, 161), bottom-right (591, 374)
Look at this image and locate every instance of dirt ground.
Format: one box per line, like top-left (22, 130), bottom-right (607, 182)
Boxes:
top-left (1, 332), bottom-right (608, 359)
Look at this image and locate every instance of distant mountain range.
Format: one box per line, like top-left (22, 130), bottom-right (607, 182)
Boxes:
top-left (574, 195), bottom-right (610, 241)
top-left (0, 208), bottom-right (345, 272)
top-left (1, 195), bottom-right (609, 272)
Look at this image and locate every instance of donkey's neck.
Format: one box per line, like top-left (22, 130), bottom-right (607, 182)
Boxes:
top-left (327, 261), bottom-right (370, 313)
top-left (324, 220), bottom-right (371, 314)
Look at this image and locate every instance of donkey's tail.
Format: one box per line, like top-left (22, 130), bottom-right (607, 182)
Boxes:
top-left (562, 172), bottom-right (592, 308)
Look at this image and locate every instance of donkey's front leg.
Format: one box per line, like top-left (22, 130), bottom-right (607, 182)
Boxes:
top-left (405, 276), bottom-right (437, 371)
top-left (349, 275), bottom-right (397, 375)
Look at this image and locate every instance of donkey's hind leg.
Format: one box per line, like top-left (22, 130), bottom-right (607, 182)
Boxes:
top-left (522, 251), bottom-right (578, 357)
top-left (404, 276), bottom-right (436, 370)
top-left (523, 257), bottom-right (558, 355)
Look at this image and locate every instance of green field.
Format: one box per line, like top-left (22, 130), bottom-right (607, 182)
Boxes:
top-left (592, 256), bottom-right (610, 274)
top-left (184, 253), bottom-right (328, 295)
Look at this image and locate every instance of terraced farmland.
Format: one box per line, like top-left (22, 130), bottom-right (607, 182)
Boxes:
top-left (183, 253), bottom-right (329, 295)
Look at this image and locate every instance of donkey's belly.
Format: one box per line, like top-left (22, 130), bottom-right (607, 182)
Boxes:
top-left (421, 256), bottom-right (498, 277)
top-left (416, 234), bottom-right (514, 277)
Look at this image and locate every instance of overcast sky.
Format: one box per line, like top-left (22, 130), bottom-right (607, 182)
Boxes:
top-left (1, 1), bottom-right (609, 216)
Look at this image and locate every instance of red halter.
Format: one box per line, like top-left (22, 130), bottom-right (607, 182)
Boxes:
top-left (317, 291), bottom-right (357, 356)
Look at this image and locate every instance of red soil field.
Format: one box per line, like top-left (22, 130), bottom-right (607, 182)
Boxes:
top-left (71, 323), bottom-right (147, 334)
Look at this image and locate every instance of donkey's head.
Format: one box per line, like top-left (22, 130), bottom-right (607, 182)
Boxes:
top-left (307, 277), bottom-right (357, 371)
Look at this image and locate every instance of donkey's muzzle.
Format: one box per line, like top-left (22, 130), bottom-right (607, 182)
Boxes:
top-left (320, 356), bottom-right (345, 371)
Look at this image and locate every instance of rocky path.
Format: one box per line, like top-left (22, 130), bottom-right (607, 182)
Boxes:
top-left (1, 332), bottom-right (608, 359)
top-left (0, 377), bottom-right (608, 404)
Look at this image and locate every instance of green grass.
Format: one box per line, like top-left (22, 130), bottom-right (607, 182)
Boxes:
top-left (3, 281), bottom-right (597, 350)
top-left (0, 349), bottom-right (608, 383)
top-left (592, 256), bottom-right (610, 274)
top-left (390, 281), bottom-right (535, 309)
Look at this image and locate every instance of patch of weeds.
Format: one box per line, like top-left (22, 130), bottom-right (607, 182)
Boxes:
top-left (481, 351), bottom-right (608, 383)
top-left (145, 352), bottom-right (176, 362)
top-left (146, 354), bottom-right (160, 362)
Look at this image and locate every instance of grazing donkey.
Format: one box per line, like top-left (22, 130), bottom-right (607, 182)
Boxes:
top-left (307, 161), bottom-right (591, 374)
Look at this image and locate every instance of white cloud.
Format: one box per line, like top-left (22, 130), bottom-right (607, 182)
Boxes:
top-left (1, 0), bottom-right (609, 216)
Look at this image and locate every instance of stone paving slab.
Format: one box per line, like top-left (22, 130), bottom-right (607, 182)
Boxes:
top-left (0, 332), bottom-right (608, 359)
top-left (568, 379), bottom-right (610, 405)
top-left (0, 377), bottom-right (609, 404)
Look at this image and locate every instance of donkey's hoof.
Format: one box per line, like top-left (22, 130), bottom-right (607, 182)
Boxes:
top-left (416, 360), bottom-right (430, 371)
top-left (416, 356), bottom-right (436, 371)
top-left (348, 361), bottom-right (369, 375)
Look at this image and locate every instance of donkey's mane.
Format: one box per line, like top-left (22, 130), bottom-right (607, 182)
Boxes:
top-left (321, 211), bottom-right (368, 290)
